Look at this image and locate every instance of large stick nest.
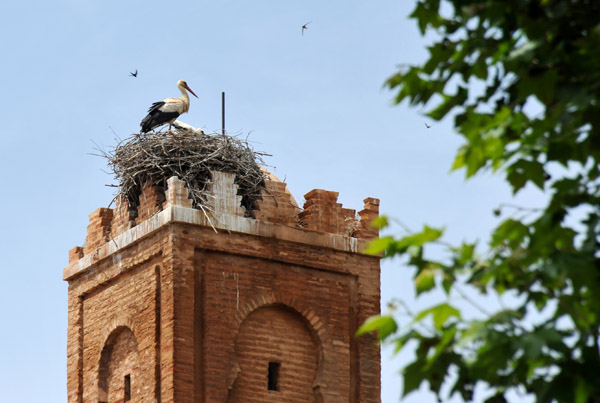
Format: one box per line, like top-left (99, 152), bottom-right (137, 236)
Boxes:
top-left (102, 129), bottom-right (267, 215)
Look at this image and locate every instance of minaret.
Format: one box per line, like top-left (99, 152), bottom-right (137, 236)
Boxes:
top-left (64, 167), bottom-right (381, 402)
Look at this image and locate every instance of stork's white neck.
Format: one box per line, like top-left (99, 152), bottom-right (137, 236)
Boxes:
top-left (178, 84), bottom-right (190, 102)
top-left (176, 84), bottom-right (191, 114)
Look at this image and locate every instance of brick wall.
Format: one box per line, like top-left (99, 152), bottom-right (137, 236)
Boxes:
top-left (64, 170), bottom-right (381, 403)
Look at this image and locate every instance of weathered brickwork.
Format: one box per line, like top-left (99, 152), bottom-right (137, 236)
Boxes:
top-left (65, 170), bottom-right (381, 403)
top-left (165, 176), bottom-right (193, 209)
top-left (69, 246), bottom-right (84, 264)
top-left (207, 171), bottom-right (246, 217)
top-left (136, 181), bottom-right (165, 224)
top-left (111, 195), bottom-right (137, 239)
top-left (298, 189), bottom-right (344, 234)
top-left (354, 197), bottom-right (380, 239)
top-left (84, 208), bottom-right (113, 255)
top-left (253, 178), bottom-right (301, 226)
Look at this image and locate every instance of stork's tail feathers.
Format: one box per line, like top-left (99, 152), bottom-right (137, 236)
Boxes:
top-left (140, 114), bottom-right (159, 133)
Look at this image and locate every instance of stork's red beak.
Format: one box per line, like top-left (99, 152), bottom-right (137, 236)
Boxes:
top-left (185, 84), bottom-right (199, 98)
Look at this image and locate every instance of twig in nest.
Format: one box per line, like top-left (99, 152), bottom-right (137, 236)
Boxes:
top-left (97, 129), bottom-right (267, 217)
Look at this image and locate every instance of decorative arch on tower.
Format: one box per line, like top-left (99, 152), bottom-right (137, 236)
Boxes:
top-left (97, 326), bottom-right (139, 403)
top-left (228, 294), bottom-right (329, 402)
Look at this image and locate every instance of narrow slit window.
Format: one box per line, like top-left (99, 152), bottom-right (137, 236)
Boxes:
top-left (124, 374), bottom-right (131, 401)
top-left (267, 362), bottom-right (280, 391)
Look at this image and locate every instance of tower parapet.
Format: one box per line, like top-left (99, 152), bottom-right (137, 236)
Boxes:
top-left (69, 171), bottom-right (379, 267)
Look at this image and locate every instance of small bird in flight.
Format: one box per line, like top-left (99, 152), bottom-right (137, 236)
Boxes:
top-left (425, 122), bottom-right (431, 128)
top-left (302, 21), bottom-right (311, 36)
top-left (130, 69), bottom-right (138, 78)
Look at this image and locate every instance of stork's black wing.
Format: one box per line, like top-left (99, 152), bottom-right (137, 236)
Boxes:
top-left (140, 101), bottom-right (180, 133)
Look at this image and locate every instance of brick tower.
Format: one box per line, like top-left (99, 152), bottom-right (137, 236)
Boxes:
top-left (64, 170), bottom-right (381, 402)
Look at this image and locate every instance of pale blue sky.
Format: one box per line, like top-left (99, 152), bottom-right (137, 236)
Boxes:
top-left (0, 1), bottom-right (542, 402)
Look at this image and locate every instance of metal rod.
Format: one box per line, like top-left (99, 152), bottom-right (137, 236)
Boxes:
top-left (222, 91), bottom-right (225, 135)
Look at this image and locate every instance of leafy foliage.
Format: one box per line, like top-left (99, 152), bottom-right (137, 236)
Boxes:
top-left (358, 0), bottom-right (600, 401)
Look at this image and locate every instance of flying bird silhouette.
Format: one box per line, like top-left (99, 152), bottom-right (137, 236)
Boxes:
top-left (130, 69), bottom-right (138, 77)
top-left (425, 122), bottom-right (431, 128)
top-left (302, 21), bottom-right (311, 36)
top-left (140, 80), bottom-right (198, 133)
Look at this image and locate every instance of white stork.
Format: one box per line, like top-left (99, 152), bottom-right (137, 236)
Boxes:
top-left (140, 80), bottom-right (198, 133)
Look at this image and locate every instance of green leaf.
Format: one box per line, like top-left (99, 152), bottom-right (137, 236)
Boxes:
top-left (370, 215), bottom-right (389, 229)
top-left (356, 315), bottom-right (398, 340)
top-left (402, 360), bottom-right (427, 397)
top-left (491, 219), bottom-right (529, 248)
top-left (517, 69), bottom-right (559, 105)
top-left (409, 0), bottom-right (442, 35)
top-left (575, 377), bottom-right (591, 403)
top-left (397, 225), bottom-right (444, 248)
top-left (455, 242), bottom-right (476, 264)
top-left (458, 321), bottom-right (486, 348)
top-left (425, 325), bottom-right (458, 369)
top-left (391, 330), bottom-right (420, 354)
top-left (415, 267), bottom-right (436, 295)
top-left (427, 87), bottom-right (468, 121)
top-left (364, 236), bottom-right (394, 255)
top-left (506, 159), bottom-right (546, 193)
top-left (442, 277), bottom-right (453, 295)
top-left (487, 309), bottom-right (522, 325)
top-left (517, 333), bottom-right (544, 360)
top-left (484, 392), bottom-right (508, 403)
top-left (415, 303), bottom-right (461, 330)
